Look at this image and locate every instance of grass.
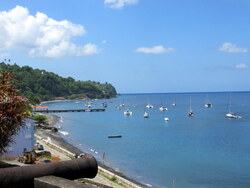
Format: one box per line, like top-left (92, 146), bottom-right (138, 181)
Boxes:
top-left (98, 171), bottom-right (128, 188)
top-left (0, 156), bottom-right (18, 161)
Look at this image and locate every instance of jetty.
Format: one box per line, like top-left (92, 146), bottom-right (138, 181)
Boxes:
top-left (34, 106), bottom-right (105, 113)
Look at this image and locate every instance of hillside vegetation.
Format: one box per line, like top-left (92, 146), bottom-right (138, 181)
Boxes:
top-left (0, 62), bottom-right (117, 103)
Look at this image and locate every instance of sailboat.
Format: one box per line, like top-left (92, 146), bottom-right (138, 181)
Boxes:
top-left (188, 97), bottom-right (194, 117)
top-left (159, 106), bottom-right (168, 111)
top-left (172, 97), bottom-right (176, 106)
top-left (204, 94), bottom-right (212, 108)
top-left (226, 93), bottom-right (238, 119)
top-left (143, 112), bottom-right (149, 118)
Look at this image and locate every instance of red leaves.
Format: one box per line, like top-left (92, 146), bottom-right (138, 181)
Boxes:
top-left (0, 73), bottom-right (29, 154)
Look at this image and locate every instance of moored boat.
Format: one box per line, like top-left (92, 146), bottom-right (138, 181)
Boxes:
top-left (108, 135), bottom-right (122, 138)
top-left (124, 109), bottom-right (132, 115)
top-left (143, 112), bottom-right (149, 118)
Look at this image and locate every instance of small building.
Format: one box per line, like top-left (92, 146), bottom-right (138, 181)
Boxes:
top-left (35, 106), bottom-right (48, 112)
top-left (2, 118), bottom-right (36, 157)
top-left (55, 97), bottom-right (66, 100)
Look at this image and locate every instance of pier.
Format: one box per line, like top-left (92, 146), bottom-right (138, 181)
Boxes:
top-left (34, 108), bottom-right (105, 113)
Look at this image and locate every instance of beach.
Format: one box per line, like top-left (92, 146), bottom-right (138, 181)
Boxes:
top-left (36, 113), bottom-right (146, 188)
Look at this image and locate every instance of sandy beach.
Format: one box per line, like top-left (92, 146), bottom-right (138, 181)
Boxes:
top-left (36, 113), bottom-right (146, 188)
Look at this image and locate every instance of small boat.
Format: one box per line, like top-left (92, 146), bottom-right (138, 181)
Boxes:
top-left (226, 92), bottom-right (239, 119)
top-left (172, 97), bottom-right (176, 106)
top-left (143, 112), bottom-right (149, 118)
top-left (226, 112), bottom-right (237, 119)
top-left (164, 117), bottom-right (170, 121)
top-left (204, 103), bottom-right (212, 108)
top-left (188, 111), bottom-right (194, 117)
top-left (159, 106), bottom-right (168, 111)
top-left (188, 97), bottom-right (194, 117)
top-left (108, 135), bottom-right (122, 138)
top-left (124, 109), bottom-right (132, 115)
top-left (116, 106), bottom-right (121, 110)
top-left (102, 102), bottom-right (107, 108)
top-left (146, 104), bottom-right (154, 109)
top-left (204, 94), bottom-right (212, 108)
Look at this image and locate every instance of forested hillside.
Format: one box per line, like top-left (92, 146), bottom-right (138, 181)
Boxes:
top-left (0, 62), bottom-right (117, 103)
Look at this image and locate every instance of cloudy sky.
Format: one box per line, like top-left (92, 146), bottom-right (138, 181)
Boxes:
top-left (0, 0), bottom-right (250, 93)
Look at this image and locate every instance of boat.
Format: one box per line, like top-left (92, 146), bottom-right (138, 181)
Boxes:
top-left (188, 111), bottom-right (194, 117)
top-left (159, 106), bottom-right (168, 111)
top-left (188, 97), bottom-right (194, 117)
top-left (146, 104), bottom-right (154, 109)
top-left (226, 112), bottom-right (237, 119)
top-left (108, 135), bottom-right (122, 138)
top-left (164, 117), bottom-right (170, 121)
top-left (102, 102), bottom-right (107, 108)
top-left (204, 94), bottom-right (212, 108)
top-left (143, 112), bottom-right (149, 118)
top-left (172, 97), bottom-right (176, 106)
top-left (204, 103), bottom-right (212, 108)
top-left (124, 109), bottom-right (132, 115)
top-left (226, 92), bottom-right (239, 118)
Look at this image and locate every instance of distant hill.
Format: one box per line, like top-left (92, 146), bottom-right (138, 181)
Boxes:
top-left (0, 62), bottom-right (117, 103)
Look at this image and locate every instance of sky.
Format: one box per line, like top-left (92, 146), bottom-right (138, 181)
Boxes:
top-left (0, 0), bottom-right (250, 93)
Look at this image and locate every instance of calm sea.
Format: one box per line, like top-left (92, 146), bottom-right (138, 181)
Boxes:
top-left (43, 92), bottom-right (250, 188)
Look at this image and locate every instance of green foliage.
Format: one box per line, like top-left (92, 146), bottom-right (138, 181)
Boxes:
top-left (32, 114), bottom-right (47, 125)
top-left (0, 62), bottom-right (117, 101)
top-left (0, 73), bottom-right (31, 154)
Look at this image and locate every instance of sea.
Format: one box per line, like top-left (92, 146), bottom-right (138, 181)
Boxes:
top-left (42, 92), bottom-right (250, 188)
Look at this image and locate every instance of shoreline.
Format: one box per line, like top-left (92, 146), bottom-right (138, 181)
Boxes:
top-left (37, 113), bottom-right (147, 188)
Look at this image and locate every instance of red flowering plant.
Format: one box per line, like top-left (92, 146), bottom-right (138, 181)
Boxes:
top-left (0, 73), bottom-right (31, 154)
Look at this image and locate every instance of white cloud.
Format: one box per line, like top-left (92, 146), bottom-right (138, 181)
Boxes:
top-left (135, 45), bottom-right (176, 54)
top-left (236, 63), bottom-right (247, 69)
top-left (104, 0), bottom-right (138, 9)
top-left (0, 6), bottom-right (100, 58)
top-left (219, 42), bottom-right (248, 53)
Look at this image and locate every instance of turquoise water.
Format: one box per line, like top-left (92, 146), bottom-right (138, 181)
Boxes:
top-left (43, 92), bottom-right (250, 188)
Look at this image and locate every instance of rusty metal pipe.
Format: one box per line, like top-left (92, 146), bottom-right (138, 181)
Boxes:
top-left (0, 154), bottom-right (98, 186)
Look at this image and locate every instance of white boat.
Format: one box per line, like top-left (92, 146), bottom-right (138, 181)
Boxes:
top-left (204, 103), bottom-right (212, 108)
top-left (172, 97), bottom-right (176, 106)
top-left (204, 94), bottom-right (212, 108)
top-left (159, 106), bottom-right (168, 111)
top-left (143, 112), bottom-right (149, 118)
top-left (124, 109), bottom-right (132, 115)
top-left (146, 104), bottom-right (154, 109)
top-left (226, 112), bottom-right (237, 119)
top-left (226, 93), bottom-right (239, 119)
top-left (164, 117), bottom-right (170, 121)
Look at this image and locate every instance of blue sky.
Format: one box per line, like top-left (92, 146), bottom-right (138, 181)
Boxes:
top-left (0, 0), bottom-right (249, 93)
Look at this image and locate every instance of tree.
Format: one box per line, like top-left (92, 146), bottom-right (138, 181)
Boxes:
top-left (32, 114), bottom-right (47, 126)
top-left (0, 73), bottom-right (30, 154)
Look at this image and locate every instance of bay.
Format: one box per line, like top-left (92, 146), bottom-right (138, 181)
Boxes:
top-left (43, 92), bottom-right (250, 188)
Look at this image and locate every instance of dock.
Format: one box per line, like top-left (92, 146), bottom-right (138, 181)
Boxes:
top-left (34, 108), bottom-right (105, 113)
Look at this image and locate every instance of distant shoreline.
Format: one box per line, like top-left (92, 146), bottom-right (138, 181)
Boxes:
top-left (37, 113), bottom-right (147, 188)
